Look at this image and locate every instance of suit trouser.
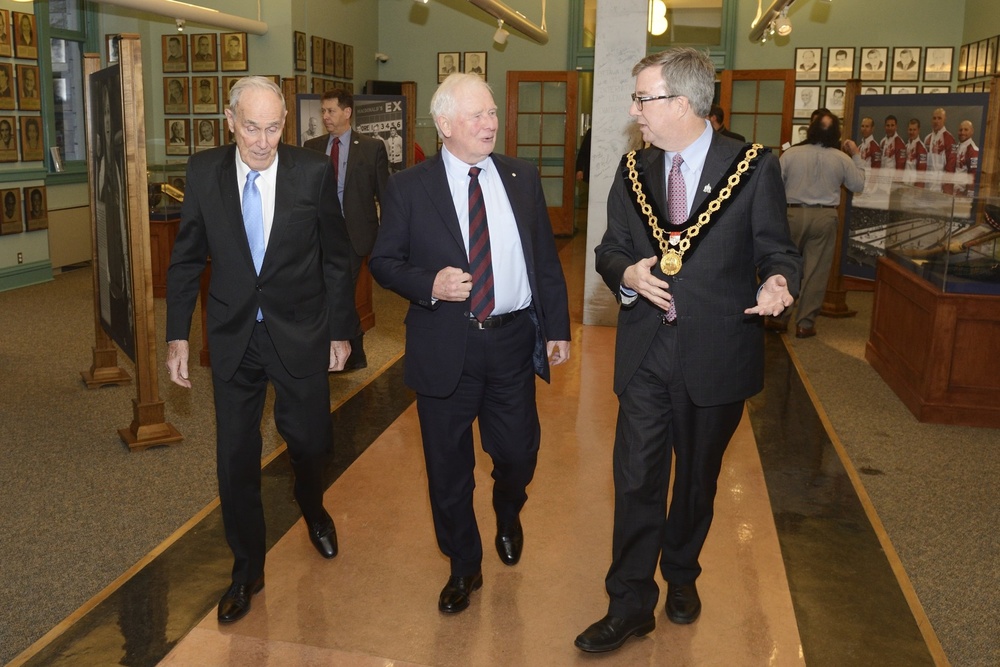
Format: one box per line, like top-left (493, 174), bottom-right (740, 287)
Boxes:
top-left (348, 248), bottom-right (365, 348)
top-left (606, 322), bottom-right (744, 618)
top-left (784, 206), bottom-right (839, 329)
top-left (415, 313), bottom-right (540, 577)
top-left (212, 321), bottom-right (332, 583)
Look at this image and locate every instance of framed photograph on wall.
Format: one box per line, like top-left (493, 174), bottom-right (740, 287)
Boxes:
top-left (464, 51), bottom-right (486, 79)
top-left (0, 63), bottom-right (13, 110)
top-left (220, 32), bottom-right (247, 72)
top-left (294, 31), bottom-right (307, 72)
top-left (891, 47), bottom-right (920, 81)
top-left (323, 39), bottom-right (334, 76)
top-left (791, 123), bottom-right (808, 145)
top-left (860, 85), bottom-right (886, 95)
top-left (890, 86), bottom-right (918, 94)
top-left (106, 34), bottom-right (120, 64)
top-left (922, 85), bottom-right (950, 94)
top-left (13, 12), bottom-right (37, 60)
top-left (222, 76), bottom-right (240, 104)
top-left (924, 47), bottom-right (953, 81)
top-left (794, 47), bottom-right (821, 81)
top-left (0, 116), bottom-right (16, 161)
top-left (793, 85), bottom-right (820, 118)
top-left (194, 118), bottom-right (219, 152)
top-left (165, 119), bottom-right (190, 155)
top-left (974, 39), bottom-right (987, 77)
top-left (311, 36), bottom-right (324, 74)
top-left (311, 77), bottom-right (325, 94)
top-left (438, 51), bottom-right (459, 83)
top-left (0, 10), bottom-right (11, 58)
top-left (966, 42), bottom-right (979, 79)
top-left (23, 185), bottom-right (46, 231)
top-left (190, 34), bottom-right (217, 72)
top-left (163, 76), bottom-right (189, 114)
top-left (957, 44), bottom-right (969, 81)
top-left (334, 42), bottom-right (345, 79)
top-left (16, 65), bottom-right (40, 111)
top-left (20, 116), bottom-right (42, 161)
top-left (826, 47), bottom-right (855, 80)
top-left (295, 74), bottom-right (307, 93)
top-left (344, 44), bottom-right (354, 80)
top-left (990, 36), bottom-right (999, 74)
top-left (859, 47), bottom-right (888, 81)
top-left (296, 93), bottom-right (322, 145)
top-left (0, 187), bottom-right (21, 234)
top-left (162, 34), bottom-right (187, 73)
top-left (824, 86), bottom-right (846, 115)
top-left (192, 76), bottom-right (219, 113)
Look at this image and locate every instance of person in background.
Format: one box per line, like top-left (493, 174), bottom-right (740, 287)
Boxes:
top-left (857, 117), bottom-right (882, 169)
top-left (575, 127), bottom-right (591, 182)
top-left (708, 104), bottom-right (745, 142)
top-left (880, 115), bottom-right (907, 171)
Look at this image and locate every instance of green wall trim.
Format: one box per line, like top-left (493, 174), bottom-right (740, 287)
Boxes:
top-left (0, 260), bottom-right (54, 292)
top-left (0, 168), bottom-right (49, 184)
top-left (46, 166), bottom-right (91, 187)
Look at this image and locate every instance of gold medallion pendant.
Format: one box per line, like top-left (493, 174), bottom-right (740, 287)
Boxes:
top-left (660, 250), bottom-right (682, 275)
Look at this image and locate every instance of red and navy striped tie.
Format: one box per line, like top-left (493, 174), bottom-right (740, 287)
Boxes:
top-left (468, 166), bottom-right (494, 322)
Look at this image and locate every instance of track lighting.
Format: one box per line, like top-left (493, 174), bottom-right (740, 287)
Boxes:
top-left (774, 7), bottom-right (791, 36)
top-left (493, 19), bottom-right (509, 45)
top-left (175, 18), bottom-right (185, 32)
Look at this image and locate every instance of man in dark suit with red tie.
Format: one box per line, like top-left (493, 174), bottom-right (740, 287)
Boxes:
top-left (370, 73), bottom-right (571, 614)
top-left (574, 48), bottom-right (802, 653)
top-left (304, 88), bottom-right (389, 369)
top-left (166, 76), bottom-right (358, 624)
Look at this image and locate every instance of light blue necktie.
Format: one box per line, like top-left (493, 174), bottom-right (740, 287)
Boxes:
top-left (243, 170), bottom-right (264, 320)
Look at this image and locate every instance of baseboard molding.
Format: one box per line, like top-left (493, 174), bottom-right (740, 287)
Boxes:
top-left (0, 260), bottom-right (53, 292)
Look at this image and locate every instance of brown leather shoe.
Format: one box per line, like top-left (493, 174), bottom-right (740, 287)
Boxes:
top-left (763, 318), bottom-right (788, 333)
top-left (795, 325), bottom-right (817, 339)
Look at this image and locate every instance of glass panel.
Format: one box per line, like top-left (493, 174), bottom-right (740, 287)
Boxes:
top-left (583, 0), bottom-right (596, 49)
top-left (648, 0), bottom-right (723, 49)
top-left (516, 145), bottom-right (539, 164)
top-left (754, 114), bottom-right (783, 148)
top-left (541, 146), bottom-right (563, 161)
top-left (730, 114), bottom-right (755, 141)
top-left (540, 114), bottom-right (566, 145)
top-left (542, 82), bottom-right (566, 113)
top-left (518, 82), bottom-right (541, 113)
top-left (731, 81), bottom-right (757, 113)
top-left (758, 80), bottom-right (785, 113)
top-left (52, 40), bottom-right (85, 162)
top-left (541, 176), bottom-right (563, 208)
top-left (48, 0), bottom-right (82, 31)
top-left (517, 113), bottom-right (540, 146)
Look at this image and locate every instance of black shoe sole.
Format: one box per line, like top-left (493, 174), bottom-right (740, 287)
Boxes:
top-left (666, 608), bottom-right (701, 625)
top-left (574, 619), bottom-right (655, 653)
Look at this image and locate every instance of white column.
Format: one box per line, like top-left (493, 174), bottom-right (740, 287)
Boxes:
top-left (582, 1), bottom-right (648, 326)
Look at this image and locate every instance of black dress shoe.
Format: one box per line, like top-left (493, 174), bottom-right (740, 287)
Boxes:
top-left (665, 582), bottom-right (701, 624)
top-left (342, 354), bottom-right (368, 370)
top-left (574, 613), bottom-right (655, 653)
top-left (307, 514), bottom-right (338, 559)
top-left (495, 517), bottom-right (523, 566)
top-left (217, 576), bottom-right (264, 624)
top-left (438, 571), bottom-right (483, 613)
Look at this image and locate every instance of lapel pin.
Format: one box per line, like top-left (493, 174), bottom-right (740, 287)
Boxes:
top-left (702, 184), bottom-right (711, 193)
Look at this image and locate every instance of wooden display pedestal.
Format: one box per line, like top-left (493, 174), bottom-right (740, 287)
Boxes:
top-left (865, 257), bottom-right (1000, 428)
top-left (81, 344), bottom-right (132, 388)
top-left (119, 398), bottom-right (183, 451)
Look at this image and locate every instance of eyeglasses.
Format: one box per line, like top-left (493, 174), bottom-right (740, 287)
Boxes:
top-left (631, 93), bottom-right (680, 110)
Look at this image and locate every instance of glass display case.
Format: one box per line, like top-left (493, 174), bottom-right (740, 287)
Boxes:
top-left (146, 162), bottom-right (186, 220)
top-left (865, 183), bottom-right (1000, 295)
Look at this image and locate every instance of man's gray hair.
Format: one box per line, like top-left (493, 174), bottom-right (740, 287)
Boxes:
top-left (632, 48), bottom-right (716, 118)
top-left (430, 73), bottom-right (494, 138)
top-left (228, 76), bottom-right (284, 114)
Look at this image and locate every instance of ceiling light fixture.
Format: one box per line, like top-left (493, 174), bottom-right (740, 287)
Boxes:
top-left (647, 0), bottom-right (668, 37)
top-left (749, 0), bottom-right (795, 43)
top-left (175, 18), bottom-right (185, 32)
top-left (467, 0), bottom-right (548, 45)
top-left (774, 7), bottom-right (791, 36)
top-left (493, 19), bottom-right (509, 45)
top-left (91, 0), bottom-right (267, 35)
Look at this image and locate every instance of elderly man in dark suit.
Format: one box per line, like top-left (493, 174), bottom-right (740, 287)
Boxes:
top-left (165, 76), bottom-right (357, 624)
top-left (304, 88), bottom-right (389, 369)
top-left (370, 73), bottom-right (571, 614)
top-left (575, 48), bottom-right (802, 653)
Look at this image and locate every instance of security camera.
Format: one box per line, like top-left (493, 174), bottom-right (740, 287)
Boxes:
top-left (375, 52), bottom-right (389, 63)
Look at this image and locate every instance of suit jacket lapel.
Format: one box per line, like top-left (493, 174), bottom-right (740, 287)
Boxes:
top-left (419, 153), bottom-right (466, 254)
top-left (491, 154), bottom-right (535, 269)
top-left (218, 145), bottom-right (257, 274)
top-left (690, 133), bottom-right (741, 214)
top-left (262, 145), bottom-right (296, 275)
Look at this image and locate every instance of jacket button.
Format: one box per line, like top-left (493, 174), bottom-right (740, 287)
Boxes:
top-left (255, 284), bottom-right (262, 291)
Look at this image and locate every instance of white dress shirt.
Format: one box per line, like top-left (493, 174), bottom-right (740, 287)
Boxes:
top-left (235, 150), bottom-right (278, 252)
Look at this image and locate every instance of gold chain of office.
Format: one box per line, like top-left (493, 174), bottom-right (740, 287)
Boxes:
top-left (625, 144), bottom-right (762, 275)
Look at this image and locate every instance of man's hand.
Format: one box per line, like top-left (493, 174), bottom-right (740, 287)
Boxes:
top-left (547, 340), bottom-right (570, 366)
top-left (166, 340), bottom-right (192, 388)
top-left (842, 139), bottom-right (860, 157)
top-left (745, 274), bottom-right (794, 317)
top-left (329, 340), bottom-right (351, 372)
top-left (432, 266), bottom-right (473, 302)
top-left (622, 256), bottom-right (673, 312)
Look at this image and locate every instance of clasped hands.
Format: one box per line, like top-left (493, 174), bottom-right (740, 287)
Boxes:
top-left (623, 256), bottom-right (793, 317)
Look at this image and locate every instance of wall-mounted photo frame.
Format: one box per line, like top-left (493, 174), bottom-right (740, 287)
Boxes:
top-left (105, 34), bottom-right (120, 64)
top-left (890, 86), bottom-right (918, 95)
top-left (890, 47), bottom-right (920, 82)
top-left (162, 34), bottom-right (187, 73)
top-left (311, 36), bottom-right (324, 74)
top-left (163, 76), bottom-right (189, 114)
top-left (295, 74), bottom-right (308, 93)
top-left (19, 116), bottom-right (42, 161)
top-left (334, 42), bottom-right (345, 79)
top-left (438, 51), bottom-right (460, 83)
top-left (463, 51), bottom-right (486, 80)
top-left (957, 44), bottom-right (969, 81)
top-left (973, 39), bottom-right (987, 77)
top-left (165, 119), bottom-right (190, 155)
top-left (0, 10), bottom-right (11, 58)
top-left (311, 77), bottom-right (325, 95)
top-left (294, 31), bottom-right (307, 72)
top-left (190, 34), bottom-right (217, 72)
top-left (825, 85), bottom-right (846, 115)
top-left (296, 93), bottom-right (322, 146)
top-left (0, 63), bottom-right (13, 111)
top-left (980, 38), bottom-right (996, 77)
top-left (23, 185), bottom-right (46, 231)
top-left (0, 116), bottom-right (16, 161)
top-left (13, 12), bottom-right (37, 60)
top-left (966, 42), bottom-right (980, 79)
top-left (220, 32), bottom-right (247, 72)
top-left (924, 46), bottom-right (954, 81)
top-left (16, 65), bottom-right (40, 111)
top-left (922, 86), bottom-right (950, 94)
top-left (791, 123), bottom-right (809, 145)
top-left (0, 187), bottom-right (21, 234)
top-left (859, 47), bottom-right (888, 81)
top-left (323, 39), bottom-right (334, 76)
top-left (990, 36), bottom-right (1000, 75)
top-left (192, 76), bottom-right (219, 113)
top-left (344, 44), bottom-right (354, 80)
top-left (794, 47), bottom-right (821, 81)
top-left (194, 118), bottom-right (219, 152)
top-left (860, 85), bottom-right (886, 95)
top-left (793, 85), bottom-right (820, 118)
top-left (826, 47), bottom-right (855, 81)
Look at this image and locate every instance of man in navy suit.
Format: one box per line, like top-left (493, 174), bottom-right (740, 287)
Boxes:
top-left (304, 88), bottom-right (390, 369)
top-left (166, 76), bottom-right (358, 624)
top-left (575, 48), bottom-right (802, 653)
top-left (370, 73), bottom-right (571, 614)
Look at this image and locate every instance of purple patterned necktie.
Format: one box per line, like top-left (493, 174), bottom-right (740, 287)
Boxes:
top-left (665, 153), bottom-right (685, 321)
top-left (468, 166), bottom-right (495, 322)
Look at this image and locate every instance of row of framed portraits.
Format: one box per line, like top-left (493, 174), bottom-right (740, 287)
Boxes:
top-left (163, 74), bottom-right (284, 114)
top-left (438, 51), bottom-right (487, 82)
top-left (304, 76), bottom-right (354, 95)
top-left (0, 185), bottom-right (48, 234)
top-left (958, 36), bottom-right (1000, 81)
top-left (794, 85), bottom-right (953, 118)
top-left (0, 115), bottom-right (44, 162)
top-left (165, 118), bottom-right (225, 156)
top-left (298, 32), bottom-right (355, 80)
top-left (0, 10), bottom-right (38, 60)
top-left (0, 63), bottom-right (39, 111)
top-left (794, 46), bottom-right (953, 83)
top-left (160, 32), bottom-right (248, 73)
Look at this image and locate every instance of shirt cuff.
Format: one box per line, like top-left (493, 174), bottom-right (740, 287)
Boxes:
top-left (620, 285), bottom-right (638, 305)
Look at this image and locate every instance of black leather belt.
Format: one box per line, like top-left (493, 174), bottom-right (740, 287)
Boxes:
top-left (469, 308), bottom-right (525, 330)
top-left (787, 203), bottom-right (837, 208)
